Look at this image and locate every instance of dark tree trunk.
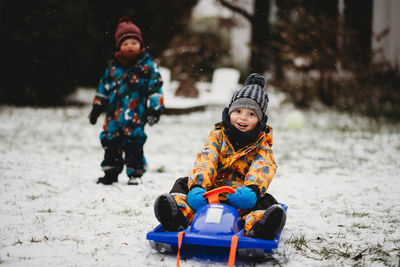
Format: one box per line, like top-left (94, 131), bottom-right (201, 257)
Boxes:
top-left (219, 0), bottom-right (270, 75)
top-left (249, 0), bottom-right (270, 74)
top-left (344, 0), bottom-right (373, 69)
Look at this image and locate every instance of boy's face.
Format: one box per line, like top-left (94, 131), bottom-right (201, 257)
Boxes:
top-left (230, 108), bottom-right (259, 132)
top-left (120, 38), bottom-right (141, 53)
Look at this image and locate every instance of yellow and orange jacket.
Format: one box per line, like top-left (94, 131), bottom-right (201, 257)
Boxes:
top-left (188, 122), bottom-right (277, 200)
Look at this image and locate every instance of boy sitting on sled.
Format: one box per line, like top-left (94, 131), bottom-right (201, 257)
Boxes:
top-left (154, 73), bottom-right (286, 240)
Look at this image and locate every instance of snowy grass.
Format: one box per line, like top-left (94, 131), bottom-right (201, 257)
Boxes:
top-left (0, 91), bottom-right (399, 266)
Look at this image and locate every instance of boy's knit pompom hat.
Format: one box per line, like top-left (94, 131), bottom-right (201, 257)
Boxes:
top-left (228, 73), bottom-right (269, 121)
top-left (115, 16), bottom-right (143, 49)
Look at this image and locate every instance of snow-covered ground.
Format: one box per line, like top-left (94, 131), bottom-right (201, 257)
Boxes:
top-left (1, 88), bottom-right (399, 266)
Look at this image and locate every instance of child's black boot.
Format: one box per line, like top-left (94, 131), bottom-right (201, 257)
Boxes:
top-left (247, 204), bottom-right (286, 240)
top-left (96, 170), bottom-right (118, 185)
top-left (154, 194), bottom-right (188, 232)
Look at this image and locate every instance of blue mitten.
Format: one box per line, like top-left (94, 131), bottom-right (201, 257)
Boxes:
top-left (187, 187), bottom-right (207, 211)
top-left (227, 186), bottom-right (257, 210)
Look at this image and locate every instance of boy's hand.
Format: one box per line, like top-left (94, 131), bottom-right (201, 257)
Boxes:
top-left (147, 115), bottom-right (159, 126)
top-left (146, 110), bottom-right (161, 126)
top-left (227, 186), bottom-right (257, 210)
top-left (187, 187), bottom-right (207, 211)
top-left (88, 104), bottom-right (104, 125)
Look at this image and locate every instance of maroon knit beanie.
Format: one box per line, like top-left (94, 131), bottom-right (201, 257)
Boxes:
top-left (115, 16), bottom-right (144, 49)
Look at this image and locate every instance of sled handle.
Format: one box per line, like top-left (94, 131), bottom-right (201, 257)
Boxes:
top-left (203, 186), bottom-right (236, 204)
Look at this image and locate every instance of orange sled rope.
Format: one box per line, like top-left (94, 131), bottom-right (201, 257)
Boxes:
top-left (228, 236), bottom-right (239, 267)
top-left (176, 231), bottom-right (185, 267)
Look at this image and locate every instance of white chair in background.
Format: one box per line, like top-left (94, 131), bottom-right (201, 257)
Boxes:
top-left (203, 68), bottom-right (241, 106)
top-left (159, 66), bottom-right (206, 114)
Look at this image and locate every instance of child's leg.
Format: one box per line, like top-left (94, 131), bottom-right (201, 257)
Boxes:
top-left (242, 193), bottom-right (286, 239)
top-left (154, 177), bottom-right (195, 231)
top-left (169, 177), bottom-right (196, 224)
top-left (123, 139), bottom-right (147, 179)
top-left (97, 131), bottom-right (123, 184)
top-left (242, 193), bottom-right (278, 234)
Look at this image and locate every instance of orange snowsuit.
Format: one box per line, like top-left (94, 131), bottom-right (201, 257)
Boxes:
top-left (172, 122), bottom-right (277, 233)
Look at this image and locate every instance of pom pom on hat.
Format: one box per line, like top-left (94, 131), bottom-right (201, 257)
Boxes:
top-left (228, 73), bottom-right (269, 121)
top-left (245, 73), bottom-right (266, 88)
top-left (115, 16), bottom-right (143, 49)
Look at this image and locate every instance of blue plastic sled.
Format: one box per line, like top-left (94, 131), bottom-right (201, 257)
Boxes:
top-left (147, 186), bottom-right (288, 262)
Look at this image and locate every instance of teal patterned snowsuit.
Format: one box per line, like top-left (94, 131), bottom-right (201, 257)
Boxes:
top-left (93, 52), bottom-right (164, 177)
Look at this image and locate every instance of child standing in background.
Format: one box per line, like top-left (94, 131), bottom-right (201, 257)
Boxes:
top-left (89, 16), bottom-right (164, 185)
top-left (154, 73), bottom-right (286, 240)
